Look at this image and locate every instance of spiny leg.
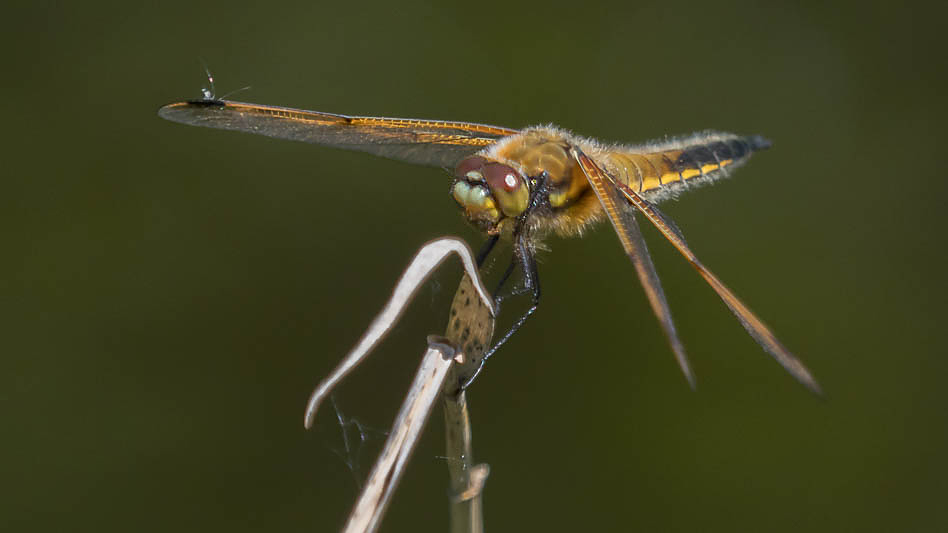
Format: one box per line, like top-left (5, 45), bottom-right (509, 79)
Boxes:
top-left (459, 173), bottom-right (550, 390)
top-left (460, 232), bottom-right (540, 389)
top-left (475, 234), bottom-right (521, 303)
top-left (492, 256), bottom-right (518, 300)
top-left (475, 234), bottom-right (499, 267)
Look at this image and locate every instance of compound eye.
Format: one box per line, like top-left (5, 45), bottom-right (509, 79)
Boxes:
top-left (455, 156), bottom-right (487, 181)
top-left (484, 163), bottom-right (522, 192)
top-left (484, 163), bottom-right (528, 217)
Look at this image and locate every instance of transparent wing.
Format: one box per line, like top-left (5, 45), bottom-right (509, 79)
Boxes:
top-left (571, 148), bottom-right (696, 387)
top-left (158, 99), bottom-right (519, 168)
top-left (602, 157), bottom-right (822, 394)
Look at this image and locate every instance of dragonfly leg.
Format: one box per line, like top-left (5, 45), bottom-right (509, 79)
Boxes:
top-left (477, 235), bottom-right (525, 305)
top-left (491, 256), bottom-right (520, 301)
top-left (475, 234), bottom-right (499, 267)
top-left (459, 174), bottom-right (551, 390)
top-left (460, 233), bottom-right (540, 390)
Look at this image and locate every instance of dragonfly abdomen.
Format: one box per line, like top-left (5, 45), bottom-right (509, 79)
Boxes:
top-left (604, 132), bottom-right (771, 201)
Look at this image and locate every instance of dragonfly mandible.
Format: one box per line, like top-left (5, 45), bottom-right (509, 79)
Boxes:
top-left (158, 97), bottom-right (820, 394)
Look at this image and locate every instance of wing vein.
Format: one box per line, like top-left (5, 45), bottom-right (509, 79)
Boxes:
top-left (608, 173), bottom-right (822, 394)
top-left (570, 147), bottom-right (696, 387)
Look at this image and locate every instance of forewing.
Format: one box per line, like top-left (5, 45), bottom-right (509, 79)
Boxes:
top-left (158, 99), bottom-right (519, 168)
top-left (606, 167), bottom-right (822, 394)
top-left (571, 148), bottom-right (696, 387)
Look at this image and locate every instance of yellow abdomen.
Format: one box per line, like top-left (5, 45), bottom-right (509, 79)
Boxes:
top-left (601, 132), bottom-right (771, 200)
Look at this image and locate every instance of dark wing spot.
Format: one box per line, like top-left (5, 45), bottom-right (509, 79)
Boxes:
top-left (185, 99), bottom-right (227, 108)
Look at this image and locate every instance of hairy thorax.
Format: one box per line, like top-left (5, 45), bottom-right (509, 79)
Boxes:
top-left (471, 127), bottom-right (604, 237)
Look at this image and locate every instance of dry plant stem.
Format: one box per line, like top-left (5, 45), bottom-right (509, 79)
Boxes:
top-left (300, 238), bottom-right (495, 533)
top-left (441, 273), bottom-right (496, 533)
top-left (340, 344), bottom-right (456, 533)
top-left (303, 238), bottom-right (493, 429)
top-left (443, 389), bottom-right (486, 533)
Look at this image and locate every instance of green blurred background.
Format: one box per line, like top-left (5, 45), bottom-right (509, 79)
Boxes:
top-left (4, 1), bottom-right (946, 531)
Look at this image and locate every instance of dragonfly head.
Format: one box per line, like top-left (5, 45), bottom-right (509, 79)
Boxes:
top-left (451, 156), bottom-right (530, 232)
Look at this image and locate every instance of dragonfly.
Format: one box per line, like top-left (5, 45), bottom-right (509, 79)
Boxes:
top-left (158, 97), bottom-right (820, 394)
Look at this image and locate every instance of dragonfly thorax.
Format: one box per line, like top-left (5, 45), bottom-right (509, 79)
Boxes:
top-left (451, 156), bottom-right (529, 233)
